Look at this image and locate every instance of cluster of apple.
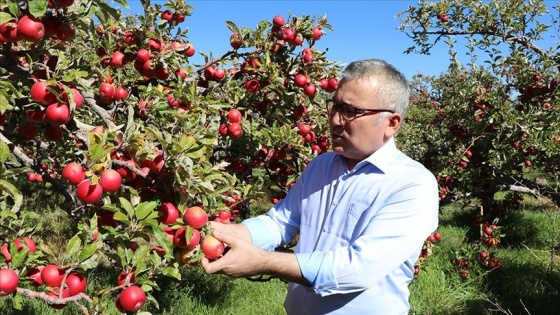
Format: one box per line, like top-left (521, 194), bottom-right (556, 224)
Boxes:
top-left (153, 204), bottom-right (226, 266)
top-left (0, 236), bottom-right (88, 309)
top-left (61, 158), bottom-right (123, 204)
top-left (414, 231), bottom-right (442, 276)
top-left (0, 1), bottom-right (76, 45)
top-left (219, 108), bottom-right (244, 139)
top-left (478, 251), bottom-right (502, 271)
top-left (94, 14), bottom-right (195, 108)
top-left (18, 80), bottom-right (84, 142)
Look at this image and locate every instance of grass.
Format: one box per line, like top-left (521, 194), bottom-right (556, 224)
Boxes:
top-left (3, 184), bottom-right (560, 314)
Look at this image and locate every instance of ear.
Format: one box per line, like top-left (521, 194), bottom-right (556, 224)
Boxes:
top-left (384, 113), bottom-right (402, 138)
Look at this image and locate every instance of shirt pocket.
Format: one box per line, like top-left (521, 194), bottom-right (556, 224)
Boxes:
top-left (342, 203), bottom-right (362, 241)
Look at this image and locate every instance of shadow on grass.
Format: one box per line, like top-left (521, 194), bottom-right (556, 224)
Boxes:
top-left (149, 266), bottom-right (235, 313)
top-left (483, 262), bottom-right (560, 314)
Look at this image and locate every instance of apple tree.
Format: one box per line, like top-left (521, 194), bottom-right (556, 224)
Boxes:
top-left (0, 0), bottom-right (341, 312)
top-left (397, 0), bottom-right (560, 275)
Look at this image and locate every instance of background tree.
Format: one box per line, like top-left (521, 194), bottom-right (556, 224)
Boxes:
top-left (398, 0), bottom-right (559, 275)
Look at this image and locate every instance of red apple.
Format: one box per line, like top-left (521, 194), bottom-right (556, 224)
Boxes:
top-left (157, 202), bottom-right (180, 225)
top-left (118, 285), bottom-right (146, 312)
top-left (76, 179), bottom-right (103, 204)
top-left (17, 15), bottom-right (45, 42)
top-left (201, 235), bottom-right (225, 260)
top-left (227, 109), bottom-right (242, 123)
top-left (227, 123), bottom-right (243, 139)
top-left (62, 162), bottom-right (85, 185)
top-left (183, 206), bottom-right (208, 229)
top-left (41, 264), bottom-right (65, 287)
top-left (65, 272), bottom-right (86, 296)
top-left (0, 269), bottom-right (18, 297)
top-left (99, 169), bottom-right (122, 193)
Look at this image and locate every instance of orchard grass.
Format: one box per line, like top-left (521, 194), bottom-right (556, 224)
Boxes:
top-left (3, 184), bottom-right (560, 314)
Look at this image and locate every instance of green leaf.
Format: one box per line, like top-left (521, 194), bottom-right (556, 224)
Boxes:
top-left (131, 245), bottom-right (150, 268)
top-left (0, 12), bottom-right (13, 26)
top-left (135, 201), bottom-right (158, 220)
top-left (179, 135), bottom-right (196, 150)
top-left (79, 243), bottom-right (100, 262)
top-left (95, 1), bottom-right (121, 21)
top-left (152, 226), bottom-right (173, 258)
top-left (113, 211), bottom-right (131, 225)
top-left (65, 235), bottom-right (82, 259)
top-left (27, 0), bottom-right (48, 17)
top-left (0, 141), bottom-right (11, 164)
top-left (113, 0), bottom-right (129, 9)
top-left (88, 132), bottom-right (110, 164)
top-left (61, 70), bottom-right (90, 86)
top-left (0, 180), bottom-right (22, 213)
top-left (161, 266), bottom-right (181, 280)
top-left (80, 254), bottom-right (99, 270)
top-left (119, 197), bottom-right (135, 217)
top-left (225, 21), bottom-right (239, 34)
top-left (186, 146), bottom-right (206, 159)
top-left (146, 126), bottom-right (168, 148)
top-left (12, 294), bottom-right (23, 310)
top-left (10, 248), bottom-right (28, 269)
top-left (7, 1), bottom-right (18, 17)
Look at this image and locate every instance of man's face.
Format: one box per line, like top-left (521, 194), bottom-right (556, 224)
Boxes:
top-left (329, 77), bottom-right (401, 170)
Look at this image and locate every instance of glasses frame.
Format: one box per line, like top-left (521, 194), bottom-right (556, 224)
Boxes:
top-left (326, 99), bottom-right (395, 123)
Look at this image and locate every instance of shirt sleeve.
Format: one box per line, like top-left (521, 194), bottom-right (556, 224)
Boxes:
top-left (298, 169), bottom-right (439, 296)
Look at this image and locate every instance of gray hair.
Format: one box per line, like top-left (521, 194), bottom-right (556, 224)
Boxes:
top-left (341, 59), bottom-right (410, 123)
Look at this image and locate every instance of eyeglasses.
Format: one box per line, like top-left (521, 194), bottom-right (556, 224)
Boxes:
top-left (326, 99), bottom-right (395, 122)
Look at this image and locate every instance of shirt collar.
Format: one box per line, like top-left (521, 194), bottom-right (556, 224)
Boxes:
top-left (342, 137), bottom-right (397, 174)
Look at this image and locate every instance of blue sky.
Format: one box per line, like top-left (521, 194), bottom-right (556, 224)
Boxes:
top-left (124, 1), bottom-right (455, 80)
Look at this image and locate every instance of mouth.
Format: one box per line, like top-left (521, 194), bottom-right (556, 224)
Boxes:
top-left (330, 132), bottom-right (344, 141)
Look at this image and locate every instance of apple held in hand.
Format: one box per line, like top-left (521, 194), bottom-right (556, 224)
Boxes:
top-left (201, 235), bottom-right (225, 260)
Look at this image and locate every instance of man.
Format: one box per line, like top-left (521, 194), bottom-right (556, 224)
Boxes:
top-left (202, 59), bottom-right (439, 314)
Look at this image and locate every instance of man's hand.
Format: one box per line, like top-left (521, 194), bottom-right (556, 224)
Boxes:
top-left (201, 224), bottom-right (311, 286)
top-left (201, 228), bottom-right (268, 277)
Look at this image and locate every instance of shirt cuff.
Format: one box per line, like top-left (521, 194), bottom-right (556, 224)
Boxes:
top-left (241, 216), bottom-right (278, 251)
top-left (296, 251), bottom-right (337, 294)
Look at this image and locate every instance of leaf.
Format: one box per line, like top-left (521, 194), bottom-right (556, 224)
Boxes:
top-left (135, 201), bottom-right (158, 220)
top-left (225, 21), bottom-right (239, 34)
top-left (113, 0), bottom-right (129, 9)
top-left (152, 226), bottom-right (173, 258)
top-left (80, 254), bottom-right (99, 270)
top-left (113, 211), bottom-right (131, 225)
top-left (145, 126), bottom-right (168, 148)
top-left (79, 243), bottom-right (99, 262)
top-left (0, 12), bottom-right (13, 25)
top-left (88, 132), bottom-right (111, 164)
top-left (73, 117), bottom-right (97, 131)
top-left (12, 294), bottom-right (23, 310)
top-left (0, 94), bottom-right (9, 112)
top-left (27, 0), bottom-right (48, 18)
top-left (186, 145), bottom-right (206, 159)
top-left (0, 180), bottom-right (22, 213)
top-left (65, 235), bottom-right (82, 259)
top-left (178, 135), bottom-right (196, 151)
top-left (61, 69), bottom-right (90, 85)
top-left (11, 248), bottom-right (28, 269)
top-left (131, 245), bottom-right (150, 268)
top-left (161, 267), bottom-right (181, 280)
top-left (95, 1), bottom-right (121, 21)
top-left (119, 197), bottom-right (135, 217)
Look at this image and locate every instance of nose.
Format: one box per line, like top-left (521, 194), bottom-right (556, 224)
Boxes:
top-left (329, 110), bottom-right (344, 126)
